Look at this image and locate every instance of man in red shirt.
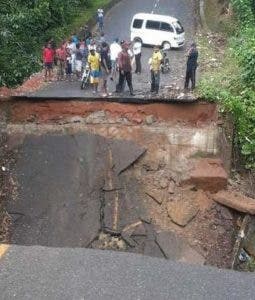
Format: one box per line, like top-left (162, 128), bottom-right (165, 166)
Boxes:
top-left (43, 43), bottom-right (54, 82)
top-left (116, 42), bottom-right (134, 96)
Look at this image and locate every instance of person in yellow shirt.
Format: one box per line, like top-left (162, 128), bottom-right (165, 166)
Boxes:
top-left (88, 49), bottom-right (101, 94)
top-left (148, 46), bottom-right (163, 94)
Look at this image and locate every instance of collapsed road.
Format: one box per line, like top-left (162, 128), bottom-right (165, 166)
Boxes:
top-left (1, 0), bottom-right (255, 298)
top-left (0, 99), bottom-right (238, 269)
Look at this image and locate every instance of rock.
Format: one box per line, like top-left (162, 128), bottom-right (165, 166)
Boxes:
top-left (144, 239), bottom-right (165, 258)
top-left (132, 222), bottom-right (147, 236)
top-left (194, 189), bottom-right (214, 212)
top-left (183, 158), bottom-right (228, 192)
top-left (244, 222), bottom-right (255, 257)
top-left (213, 191), bottom-right (255, 214)
top-left (168, 180), bottom-right (175, 194)
top-left (159, 177), bottom-right (168, 189)
top-left (143, 160), bottom-right (159, 171)
top-left (167, 199), bottom-right (199, 226)
top-left (139, 213), bottom-right (152, 224)
top-left (216, 205), bottom-right (233, 220)
top-left (26, 114), bottom-right (36, 122)
top-left (156, 231), bottom-right (205, 265)
top-left (228, 178), bottom-right (235, 186)
top-left (85, 111), bottom-right (106, 123)
top-left (145, 187), bottom-right (167, 205)
top-left (121, 221), bottom-right (143, 239)
top-left (69, 116), bottom-right (83, 123)
top-left (132, 117), bottom-right (143, 124)
top-left (121, 234), bottom-right (136, 247)
top-left (177, 92), bottom-right (185, 99)
top-left (145, 115), bottom-right (156, 125)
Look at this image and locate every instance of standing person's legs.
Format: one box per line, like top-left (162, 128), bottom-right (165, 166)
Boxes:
top-left (111, 60), bottom-right (116, 80)
top-left (151, 71), bottom-right (155, 92)
top-left (91, 70), bottom-right (99, 93)
top-left (126, 71), bottom-right (134, 95)
top-left (135, 55), bottom-right (139, 73)
top-left (99, 22), bottom-right (103, 33)
top-left (191, 67), bottom-right (196, 90)
top-left (62, 61), bottom-right (66, 80)
top-left (121, 77), bottom-right (126, 92)
top-left (154, 71), bottom-right (160, 94)
top-left (100, 69), bottom-right (108, 96)
top-left (137, 53), bottom-right (141, 73)
top-left (57, 60), bottom-right (63, 81)
top-left (66, 63), bottom-right (72, 81)
top-left (71, 54), bottom-right (76, 75)
top-left (116, 71), bottom-right (125, 92)
top-left (48, 62), bottom-right (53, 81)
top-left (44, 63), bottom-right (48, 81)
top-left (76, 60), bottom-right (82, 79)
top-left (184, 69), bottom-right (191, 89)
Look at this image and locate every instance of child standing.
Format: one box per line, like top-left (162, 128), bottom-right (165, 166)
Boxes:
top-left (42, 43), bottom-right (54, 82)
top-left (56, 42), bottom-right (67, 81)
top-left (66, 50), bottom-right (72, 81)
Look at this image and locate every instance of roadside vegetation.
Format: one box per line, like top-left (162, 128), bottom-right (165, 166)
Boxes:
top-left (198, 0), bottom-right (255, 170)
top-left (0, 0), bottom-right (111, 88)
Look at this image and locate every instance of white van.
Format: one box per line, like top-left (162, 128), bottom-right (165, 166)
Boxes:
top-left (130, 13), bottom-right (185, 49)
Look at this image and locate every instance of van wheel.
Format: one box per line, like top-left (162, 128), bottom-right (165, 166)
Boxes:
top-left (133, 37), bottom-right (143, 44)
top-left (162, 41), bottom-right (171, 50)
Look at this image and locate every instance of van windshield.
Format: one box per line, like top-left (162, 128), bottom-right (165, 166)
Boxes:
top-left (173, 21), bottom-right (184, 34)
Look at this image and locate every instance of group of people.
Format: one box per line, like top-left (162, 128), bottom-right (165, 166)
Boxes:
top-left (42, 8), bottom-right (198, 96)
top-left (42, 32), bottom-right (143, 96)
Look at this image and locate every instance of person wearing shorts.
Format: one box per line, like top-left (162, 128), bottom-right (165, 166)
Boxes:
top-left (88, 49), bottom-right (101, 93)
top-left (43, 43), bottom-right (54, 81)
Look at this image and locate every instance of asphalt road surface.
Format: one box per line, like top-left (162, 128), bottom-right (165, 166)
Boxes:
top-left (1, 246), bottom-right (255, 300)
top-left (31, 0), bottom-right (197, 98)
top-left (7, 133), bottom-right (146, 248)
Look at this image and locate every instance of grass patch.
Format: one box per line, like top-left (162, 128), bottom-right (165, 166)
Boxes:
top-left (196, 1), bottom-right (255, 170)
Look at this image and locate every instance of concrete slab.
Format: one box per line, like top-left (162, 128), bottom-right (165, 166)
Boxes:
top-left (156, 231), bottom-right (205, 265)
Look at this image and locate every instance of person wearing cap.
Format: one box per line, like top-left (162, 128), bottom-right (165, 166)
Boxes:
top-left (184, 42), bottom-right (198, 90)
top-left (88, 48), bottom-right (101, 94)
top-left (116, 42), bottom-right (135, 96)
top-left (148, 46), bottom-right (163, 94)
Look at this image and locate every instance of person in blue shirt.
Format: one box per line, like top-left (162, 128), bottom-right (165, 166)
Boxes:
top-left (71, 33), bottom-right (79, 45)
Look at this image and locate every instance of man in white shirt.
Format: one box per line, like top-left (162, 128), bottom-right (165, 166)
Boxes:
top-left (110, 38), bottom-right (122, 80)
top-left (66, 39), bottom-right (77, 73)
top-left (133, 38), bottom-right (142, 74)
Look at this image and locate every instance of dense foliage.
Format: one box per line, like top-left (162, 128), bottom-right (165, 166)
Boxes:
top-left (199, 0), bottom-right (255, 169)
top-left (0, 0), bottom-right (97, 87)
